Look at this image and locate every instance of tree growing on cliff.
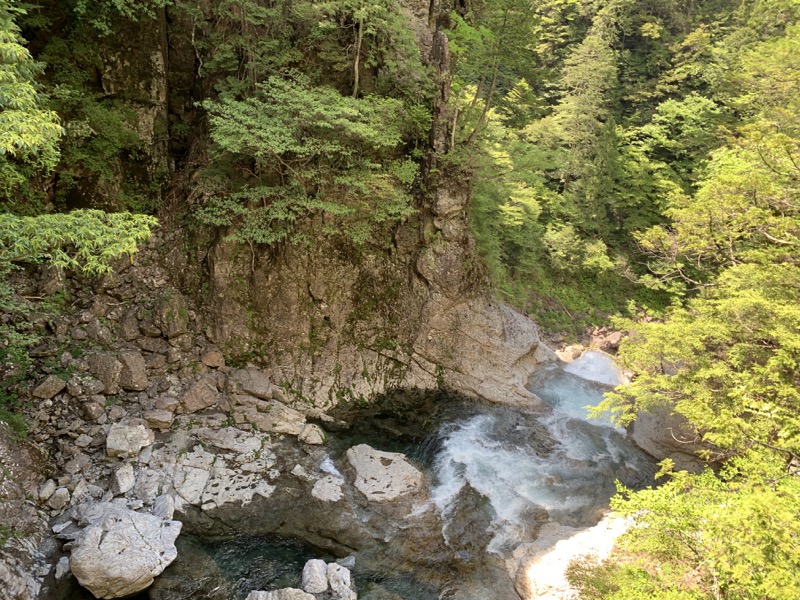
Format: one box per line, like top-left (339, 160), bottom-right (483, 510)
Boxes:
top-left (199, 73), bottom-right (417, 247)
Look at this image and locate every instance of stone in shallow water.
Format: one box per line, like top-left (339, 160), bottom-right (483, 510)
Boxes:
top-left (346, 443), bottom-right (423, 502)
top-left (327, 563), bottom-right (357, 600)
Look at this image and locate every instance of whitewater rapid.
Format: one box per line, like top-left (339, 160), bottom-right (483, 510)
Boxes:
top-left (430, 351), bottom-right (654, 554)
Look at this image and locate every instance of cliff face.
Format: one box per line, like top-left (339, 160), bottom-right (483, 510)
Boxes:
top-left (189, 2), bottom-right (557, 408)
top-left (43, 1), bottom-right (556, 409)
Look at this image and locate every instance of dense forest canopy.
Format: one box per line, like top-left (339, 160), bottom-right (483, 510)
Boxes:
top-left (0, 0), bottom-right (799, 598)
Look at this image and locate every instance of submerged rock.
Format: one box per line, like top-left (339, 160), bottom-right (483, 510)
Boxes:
top-left (68, 502), bottom-right (182, 599)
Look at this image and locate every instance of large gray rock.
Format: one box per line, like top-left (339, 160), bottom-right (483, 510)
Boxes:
top-left (112, 464), bottom-right (136, 495)
top-left (88, 353), bottom-right (123, 395)
top-left (143, 409), bottom-right (175, 430)
top-left (106, 419), bottom-right (155, 458)
top-left (311, 476), bottom-right (343, 503)
top-left (232, 368), bottom-right (273, 400)
top-left (118, 351), bottom-right (148, 391)
top-left (346, 444), bottom-right (423, 502)
top-left (68, 503), bottom-right (182, 599)
top-left (32, 374), bottom-right (66, 399)
top-left (327, 563), bottom-right (357, 600)
top-left (630, 404), bottom-right (709, 473)
top-left (178, 376), bottom-right (219, 414)
top-left (236, 401), bottom-right (306, 435)
top-left (298, 424), bottom-right (325, 445)
top-left (156, 293), bottom-right (189, 339)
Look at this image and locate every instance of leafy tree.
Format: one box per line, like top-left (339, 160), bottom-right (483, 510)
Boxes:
top-left (199, 73), bottom-right (417, 246)
top-left (0, 0), bottom-right (61, 205)
top-left (579, 16), bottom-right (800, 599)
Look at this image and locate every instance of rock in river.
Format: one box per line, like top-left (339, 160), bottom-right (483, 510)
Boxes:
top-left (346, 444), bottom-right (423, 502)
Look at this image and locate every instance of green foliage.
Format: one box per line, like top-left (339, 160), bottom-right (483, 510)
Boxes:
top-left (199, 73), bottom-right (418, 247)
top-left (72, 0), bottom-right (172, 36)
top-left (567, 555), bottom-right (702, 600)
top-left (605, 470), bottom-right (800, 599)
top-left (0, 209), bottom-right (157, 275)
top-left (577, 15), bottom-right (800, 598)
top-left (0, 0), bottom-right (62, 205)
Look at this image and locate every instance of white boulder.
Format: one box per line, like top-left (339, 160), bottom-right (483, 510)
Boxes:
top-left (346, 444), bottom-right (423, 502)
top-left (68, 503), bottom-right (182, 599)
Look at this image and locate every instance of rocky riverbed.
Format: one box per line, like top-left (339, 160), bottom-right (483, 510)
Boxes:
top-left (0, 240), bottom-right (678, 600)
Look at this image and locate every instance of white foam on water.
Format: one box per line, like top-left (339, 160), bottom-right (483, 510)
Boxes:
top-left (319, 455), bottom-right (345, 480)
top-left (430, 353), bottom-right (651, 555)
top-left (563, 350), bottom-right (624, 386)
top-left (431, 413), bottom-right (608, 552)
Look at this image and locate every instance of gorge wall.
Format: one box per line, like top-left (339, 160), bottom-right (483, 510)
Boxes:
top-left (77, 0), bottom-right (559, 410)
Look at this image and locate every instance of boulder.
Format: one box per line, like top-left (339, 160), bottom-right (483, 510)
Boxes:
top-left (178, 376), bottom-right (219, 414)
top-left (68, 503), bottom-right (182, 599)
top-left (346, 444), bottom-right (423, 502)
top-left (106, 419), bottom-right (155, 459)
top-left (118, 311), bottom-right (141, 341)
top-left (156, 293), bottom-right (189, 339)
top-left (238, 401), bottom-right (306, 435)
top-left (630, 404), bottom-right (709, 473)
top-left (143, 409), bottom-right (175, 430)
top-left (32, 374), bottom-right (66, 399)
top-left (112, 464), bottom-right (136, 495)
top-left (118, 351), bottom-right (148, 391)
top-left (48, 487), bottom-right (70, 511)
top-left (302, 559), bottom-right (328, 594)
top-left (88, 353), bottom-right (123, 395)
top-left (312, 476), bottom-right (343, 503)
top-left (298, 424), bottom-right (325, 445)
top-left (38, 479), bottom-right (57, 501)
top-left (327, 563), bottom-right (357, 600)
top-left (201, 351), bottom-right (225, 368)
top-left (232, 368), bottom-right (273, 400)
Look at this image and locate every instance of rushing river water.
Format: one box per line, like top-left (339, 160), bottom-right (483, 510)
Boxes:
top-left (56, 352), bottom-right (656, 600)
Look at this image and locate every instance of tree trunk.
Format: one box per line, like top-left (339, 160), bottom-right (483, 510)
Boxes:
top-left (353, 17), bottom-right (363, 98)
